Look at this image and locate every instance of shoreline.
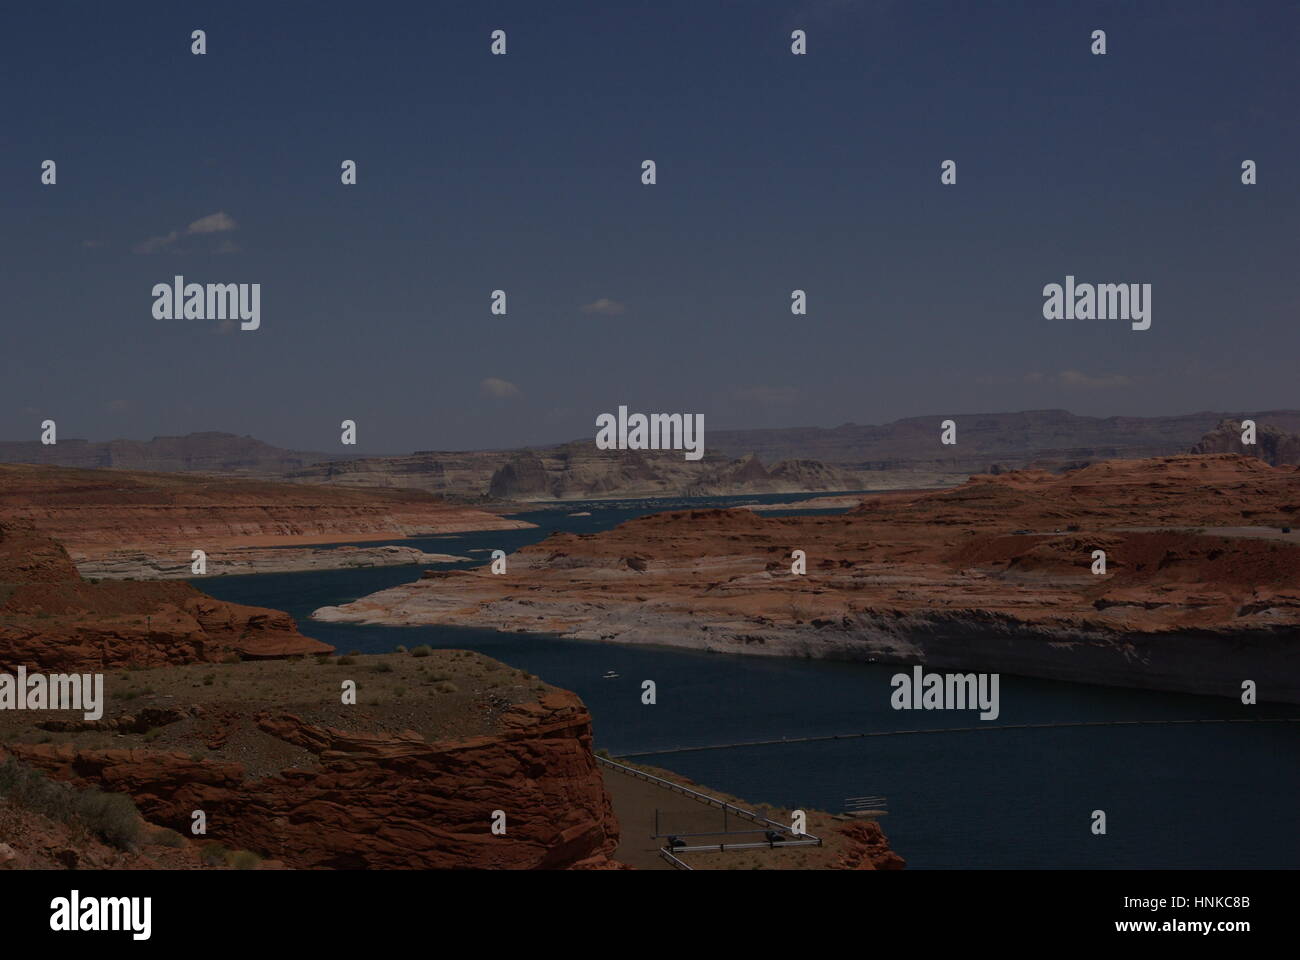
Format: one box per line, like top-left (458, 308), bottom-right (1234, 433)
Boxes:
top-left (75, 543), bottom-right (472, 580)
top-left (312, 598), bottom-right (1300, 705)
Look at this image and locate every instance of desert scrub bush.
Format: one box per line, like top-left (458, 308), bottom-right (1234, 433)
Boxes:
top-left (142, 727), bottom-right (163, 743)
top-left (315, 653), bottom-right (333, 665)
top-left (203, 674), bottom-right (215, 686)
top-left (410, 645), bottom-right (432, 658)
top-left (371, 661), bottom-right (393, 673)
top-left (221, 652), bottom-right (241, 664)
top-left (228, 850), bottom-right (261, 870)
top-left (394, 644), bottom-right (407, 654)
top-left (0, 758), bottom-right (142, 850)
top-left (74, 789), bottom-right (141, 849)
top-left (152, 827), bottom-right (186, 848)
top-left (336, 655), bottom-right (356, 666)
top-left (200, 842), bottom-right (229, 866)
top-left (433, 680), bottom-right (459, 695)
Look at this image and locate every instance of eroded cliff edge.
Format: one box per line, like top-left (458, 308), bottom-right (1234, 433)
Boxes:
top-left (315, 455), bottom-right (1300, 702)
top-left (2, 655), bottom-right (622, 870)
top-left (0, 463), bottom-right (531, 580)
top-left (0, 519), bottom-right (330, 667)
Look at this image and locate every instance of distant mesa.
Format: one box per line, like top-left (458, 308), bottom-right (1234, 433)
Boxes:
top-left (0, 431), bottom-right (346, 476)
top-left (1189, 418), bottom-right (1300, 466)
top-left (485, 446), bottom-right (859, 501)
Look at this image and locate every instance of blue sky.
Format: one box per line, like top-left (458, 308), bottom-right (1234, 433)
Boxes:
top-left (3, 1), bottom-right (1296, 453)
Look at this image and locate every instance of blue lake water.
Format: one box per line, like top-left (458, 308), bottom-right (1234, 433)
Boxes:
top-left (195, 493), bottom-right (1300, 868)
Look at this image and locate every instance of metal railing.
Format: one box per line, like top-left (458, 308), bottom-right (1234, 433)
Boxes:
top-left (659, 848), bottom-right (693, 870)
top-left (595, 754), bottom-right (822, 844)
top-left (845, 795), bottom-right (889, 814)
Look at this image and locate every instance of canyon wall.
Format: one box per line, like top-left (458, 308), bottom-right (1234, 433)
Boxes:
top-left (9, 690), bottom-right (621, 870)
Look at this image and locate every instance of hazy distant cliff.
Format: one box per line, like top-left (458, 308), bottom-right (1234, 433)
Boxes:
top-left (6, 409), bottom-right (1300, 501)
top-left (1189, 418), bottom-right (1300, 466)
top-left (481, 446), bottom-right (861, 500)
top-left (709, 408), bottom-right (1300, 472)
top-left (0, 431), bottom-right (342, 475)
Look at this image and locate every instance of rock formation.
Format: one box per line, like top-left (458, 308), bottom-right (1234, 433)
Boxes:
top-left (1, 653), bottom-right (622, 870)
top-left (8, 411), bottom-right (1300, 501)
top-left (1190, 418), bottom-right (1300, 466)
top-left (0, 519), bottom-right (331, 670)
top-left (315, 454), bottom-right (1300, 702)
top-left (0, 431), bottom-right (339, 475)
top-left (77, 545), bottom-right (470, 581)
top-left (0, 463), bottom-right (531, 574)
top-left (301, 443), bottom-right (863, 501)
top-left (0, 517), bottom-right (624, 869)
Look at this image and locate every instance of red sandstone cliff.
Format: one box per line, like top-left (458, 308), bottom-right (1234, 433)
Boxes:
top-left (0, 519), bottom-right (330, 669)
top-left (2, 657), bottom-right (621, 870)
top-left (0, 463), bottom-right (531, 566)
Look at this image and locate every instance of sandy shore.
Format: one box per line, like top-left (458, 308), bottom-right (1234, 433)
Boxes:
top-left (76, 544), bottom-right (471, 580)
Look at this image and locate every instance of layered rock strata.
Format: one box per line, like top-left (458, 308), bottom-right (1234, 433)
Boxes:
top-left (315, 455), bottom-right (1300, 702)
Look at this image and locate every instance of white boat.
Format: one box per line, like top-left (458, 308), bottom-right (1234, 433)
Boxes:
top-left (602, 670), bottom-right (620, 679)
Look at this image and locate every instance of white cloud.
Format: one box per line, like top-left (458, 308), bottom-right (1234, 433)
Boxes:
top-left (580, 298), bottom-right (626, 316)
top-left (134, 211), bottom-right (238, 254)
top-left (480, 377), bottom-right (521, 400)
top-left (133, 231), bottom-right (180, 254)
top-left (187, 211), bottom-right (237, 234)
